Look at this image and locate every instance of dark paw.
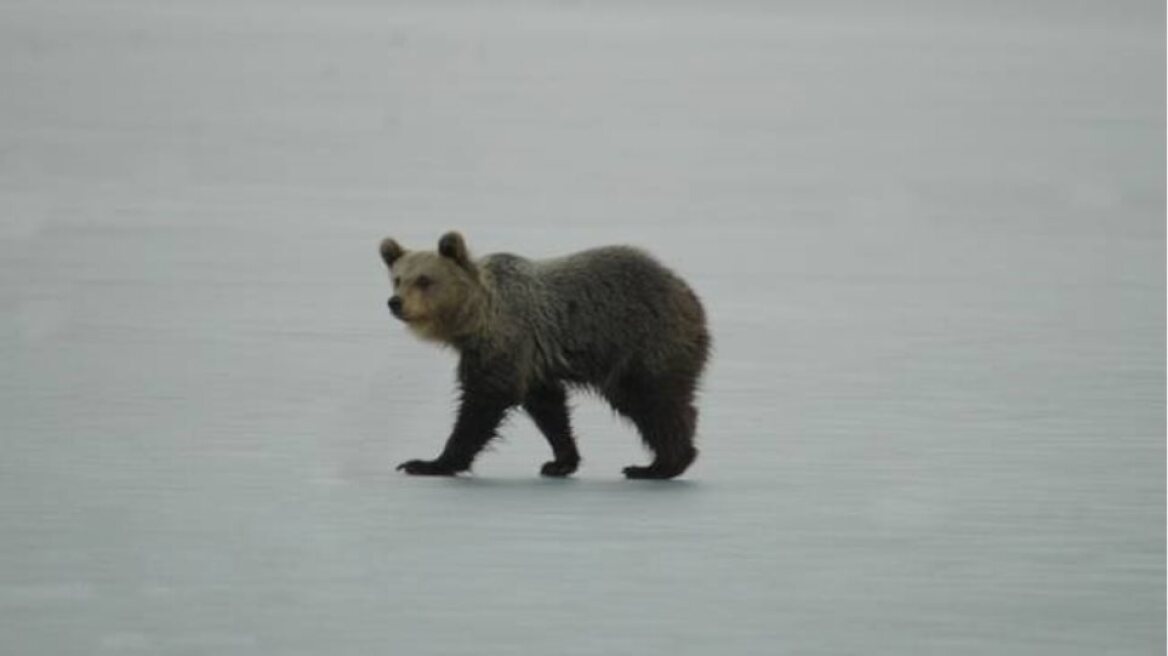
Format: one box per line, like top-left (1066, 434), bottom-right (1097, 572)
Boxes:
top-left (624, 448), bottom-right (695, 480)
top-left (396, 459), bottom-right (459, 476)
top-left (622, 464), bottom-right (681, 480)
top-left (540, 459), bottom-right (579, 478)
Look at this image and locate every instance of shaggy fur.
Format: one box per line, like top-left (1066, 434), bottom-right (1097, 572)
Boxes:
top-left (380, 231), bottom-right (710, 479)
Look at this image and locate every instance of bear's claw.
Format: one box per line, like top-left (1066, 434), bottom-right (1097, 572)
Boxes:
top-left (397, 459), bottom-right (458, 476)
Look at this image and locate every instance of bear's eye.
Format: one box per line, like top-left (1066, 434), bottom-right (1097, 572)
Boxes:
top-left (392, 276), bottom-right (401, 288)
top-left (415, 275), bottom-right (433, 291)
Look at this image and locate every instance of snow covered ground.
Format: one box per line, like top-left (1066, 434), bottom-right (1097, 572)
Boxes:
top-left (1, 1), bottom-right (1163, 653)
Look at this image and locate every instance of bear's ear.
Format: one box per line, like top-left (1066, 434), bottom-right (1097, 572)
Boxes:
top-left (380, 238), bottom-right (405, 267)
top-left (437, 231), bottom-right (471, 268)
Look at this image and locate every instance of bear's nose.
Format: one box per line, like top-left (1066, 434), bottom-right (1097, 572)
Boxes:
top-left (388, 296), bottom-right (403, 316)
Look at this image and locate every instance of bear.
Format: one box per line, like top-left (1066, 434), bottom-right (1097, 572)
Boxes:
top-left (379, 231), bottom-right (710, 479)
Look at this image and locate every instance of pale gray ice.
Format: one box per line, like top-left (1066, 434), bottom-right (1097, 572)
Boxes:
top-left (1, 1), bottom-right (1163, 654)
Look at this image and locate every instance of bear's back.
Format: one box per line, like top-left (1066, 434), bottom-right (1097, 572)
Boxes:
top-left (481, 246), bottom-right (706, 386)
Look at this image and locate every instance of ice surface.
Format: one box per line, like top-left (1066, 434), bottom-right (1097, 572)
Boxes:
top-left (1, 1), bottom-right (1163, 654)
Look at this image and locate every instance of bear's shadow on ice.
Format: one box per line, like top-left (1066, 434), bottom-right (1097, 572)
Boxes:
top-left (396, 475), bottom-right (702, 494)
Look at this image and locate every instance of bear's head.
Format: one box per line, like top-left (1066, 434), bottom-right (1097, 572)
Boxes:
top-left (379, 231), bottom-right (487, 343)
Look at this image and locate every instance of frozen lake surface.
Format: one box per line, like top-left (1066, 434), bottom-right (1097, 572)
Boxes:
top-left (1, 1), bottom-right (1163, 653)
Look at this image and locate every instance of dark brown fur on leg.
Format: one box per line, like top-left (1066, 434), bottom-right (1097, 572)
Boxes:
top-left (606, 374), bottom-right (699, 480)
top-left (397, 392), bottom-right (511, 476)
top-left (620, 403), bottom-right (698, 480)
top-left (523, 382), bottom-right (580, 477)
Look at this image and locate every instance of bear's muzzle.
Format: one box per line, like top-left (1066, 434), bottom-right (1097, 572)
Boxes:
top-left (388, 296), bottom-right (405, 320)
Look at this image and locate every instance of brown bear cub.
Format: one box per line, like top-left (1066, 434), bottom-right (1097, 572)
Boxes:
top-left (380, 231), bottom-right (710, 479)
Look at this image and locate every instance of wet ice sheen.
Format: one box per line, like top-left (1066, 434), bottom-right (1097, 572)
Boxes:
top-left (0, 1), bottom-right (1162, 654)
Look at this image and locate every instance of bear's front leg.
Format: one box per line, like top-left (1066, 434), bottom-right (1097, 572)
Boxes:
top-left (397, 393), bottom-right (512, 476)
top-left (522, 382), bottom-right (580, 477)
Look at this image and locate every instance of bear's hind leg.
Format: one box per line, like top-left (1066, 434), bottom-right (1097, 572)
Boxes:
top-left (621, 403), bottom-right (698, 480)
top-left (523, 382), bottom-right (580, 477)
top-left (607, 378), bottom-right (698, 480)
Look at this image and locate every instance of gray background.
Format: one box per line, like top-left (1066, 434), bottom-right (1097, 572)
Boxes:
top-left (1, 1), bottom-right (1163, 654)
